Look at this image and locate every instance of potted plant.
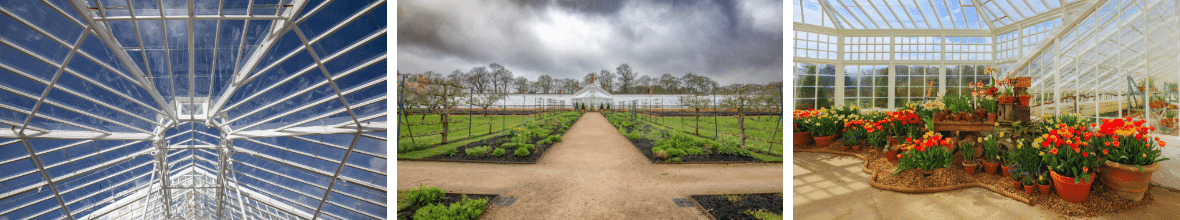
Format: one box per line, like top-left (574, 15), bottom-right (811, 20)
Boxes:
top-left (982, 96), bottom-right (998, 122)
top-left (1038, 172), bottom-right (1052, 195)
top-left (961, 140), bottom-right (978, 175)
top-left (981, 134), bottom-right (1001, 175)
top-left (1170, 83), bottom-right (1178, 92)
top-left (1162, 111), bottom-right (1177, 128)
top-left (1138, 80), bottom-right (1147, 92)
top-left (792, 110), bottom-right (817, 147)
top-left (894, 133), bottom-right (954, 177)
top-left (1039, 124), bottom-right (1104, 203)
top-left (1092, 117), bottom-right (1170, 201)
top-left (807, 109), bottom-right (841, 148)
top-left (1022, 172), bottom-right (1036, 194)
top-left (1017, 90), bottom-right (1032, 107)
top-left (841, 119), bottom-right (866, 151)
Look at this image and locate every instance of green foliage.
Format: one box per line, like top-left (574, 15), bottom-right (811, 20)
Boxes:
top-left (520, 144), bottom-right (535, 152)
top-left (980, 135), bottom-right (1001, 163)
top-left (406, 185), bottom-right (446, 208)
top-left (654, 150), bottom-right (669, 159)
top-left (960, 141), bottom-right (976, 162)
top-left (500, 143), bottom-right (519, 149)
top-left (465, 146), bottom-right (491, 157)
top-left (745, 209), bottom-right (783, 220)
top-left (1008, 139), bottom-right (1045, 179)
top-left (981, 96), bottom-right (997, 113)
top-left (894, 144), bottom-right (953, 175)
top-left (538, 139), bottom-right (553, 145)
top-left (547, 135), bottom-right (562, 142)
top-left (446, 148), bottom-right (458, 156)
top-left (669, 157), bottom-right (681, 163)
top-left (666, 148), bottom-right (687, 157)
top-left (626, 133), bottom-right (641, 140)
top-left (491, 148), bottom-right (506, 157)
top-left (398, 142), bottom-right (431, 152)
top-left (412, 196), bottom-right (489, 220)
top-left (514, 147), bottom-right (531, 157)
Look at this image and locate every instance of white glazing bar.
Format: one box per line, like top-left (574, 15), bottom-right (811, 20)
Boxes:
top-left (19, 140), bottom-right (76, 220)
top-left (309, 134), bottom-right (361, 220)
top-left (277, 96), bottom-right (387, 133)
top-left (229, 157), bottom-right (385, 207)
top-left (231, 76), bottom-right (386, 132)
top-left (66, 0), bottom-right (181, 122)
top-left (91, 15), bottom-right (287, 21)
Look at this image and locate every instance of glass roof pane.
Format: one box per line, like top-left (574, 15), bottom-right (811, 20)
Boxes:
top-left (1, 1), bottom-right (386, 219)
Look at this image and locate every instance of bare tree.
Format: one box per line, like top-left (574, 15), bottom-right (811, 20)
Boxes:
top-left (719, 84), bottom-right (775, 148)
top-left (679, 95), bottom-right (712, 135)
top-left (514, 76), bottom-right (529, 93)
top-left (538, 74), bottom-right (554, 93)
top-left (561, 78), bottom-right (580, 94)
top-left (404, 76), bottom-right (467, 144)
top-left (467, 93), bottom-right (506, 132)
top-left (638, 75), bottom-right (653, 94)
top-left (599, 70), bottom-right (615, 93)
top-left (617, 64), bottom-right (636, 94)
top-left (466, 66), bottom-right (489, 93)
top-left (490, 63), bottom-right (513, 93)
top-left (659, 73), bottom-right (681, 93)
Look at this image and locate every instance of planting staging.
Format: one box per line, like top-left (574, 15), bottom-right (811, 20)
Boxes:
top-left (795, 97), bottom-right (1172, 217)
top-left (397, 111), bottom-right (583, 163)
top-left (397, 185), bottom-right (497, 220)
top-left (691, 193), bottom-right (784, 220)
top-left (604, 111), bottom-right (782, 163)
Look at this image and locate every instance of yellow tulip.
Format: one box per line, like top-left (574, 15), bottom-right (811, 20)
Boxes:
top-left (1000, 132), bottom-right (1005, 138)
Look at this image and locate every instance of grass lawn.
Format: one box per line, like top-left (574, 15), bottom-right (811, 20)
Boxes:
top-left (397, 114), bottom-right (533, 146)
top-left (639, 114), bottom-right (783, 155)
top-left (397, 130), bottom-right (506, 159)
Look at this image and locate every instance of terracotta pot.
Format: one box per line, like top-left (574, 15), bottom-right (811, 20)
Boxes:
top-left (975, 109), bottom-right (988, 122)
top-left (1024, 184), bottom-right (1036, 194)
top-left (983, 161), bottom-right (999, 174)
top-left (1051, 169), bottom-right (1095, 203)
top-left (852, 143), bottom-right (862, 151)
top-left (1013, 179), bottom-right (1022, 190)
top-left (840, 143), bottom-right (851, 151)
top-left (1138, 86), bottom-right (1146, 92)
top-left (793, 132), bottom-right (814, 146)
top-left (1002, 163), bottom-right (1012, 177)
top-left (934, 112), bottom-right (945, 121)
top-left (1019, 95), bottom-right (1031, 106)
top-left (988, 113), bottom-right (997, 122)
top-left (813, 135), bottom-right (836, 148)
top-left (1039, 183), bottom-right (1052, 195)
top-left (1100, 160), bottom-right (1161, 201)
top-left (885, 148), bottom-right (900, 163)
top-left (963, 162), bottom-right (978, 175)
top-left (952, 113), bottom-right (963, 121)
top-left (888, 137), bottom-right (899, 146)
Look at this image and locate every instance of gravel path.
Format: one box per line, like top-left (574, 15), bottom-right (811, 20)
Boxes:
top-left (398, 112), bottom-right (784, 219)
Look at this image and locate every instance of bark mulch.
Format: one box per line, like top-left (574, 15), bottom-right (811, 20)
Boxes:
top-left (691, 193), bottom-right (783, 220)
top-left (796, 141), bottom-right (1156, 218)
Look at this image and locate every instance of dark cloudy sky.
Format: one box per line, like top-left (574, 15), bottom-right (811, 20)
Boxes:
top-left (396, 0), bottom-right (783, 84)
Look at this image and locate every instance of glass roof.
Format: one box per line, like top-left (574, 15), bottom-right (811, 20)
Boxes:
top-left (1, 0), bottom-right (387, 220)
top-left (795, 0), bottom-right (1079, 29)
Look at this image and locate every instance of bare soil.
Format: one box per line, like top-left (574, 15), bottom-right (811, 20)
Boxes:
top-left (692, 193), bottom-right (783, 220)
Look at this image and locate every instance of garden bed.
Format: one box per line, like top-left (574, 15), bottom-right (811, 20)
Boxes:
top-left (625, 124), bottom-right (772, 163)
top-left (796, 141), bottom-right (1157, 217)
top-left (396, 193), bottom-right (497, 220)
top-left (416, 127), bottom-right (564, 163)
top-left (691, 193), bottom-right (783, 220)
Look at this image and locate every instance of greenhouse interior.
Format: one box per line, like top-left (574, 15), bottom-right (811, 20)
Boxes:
top-left (1, 0), bottom-right (387, 220)
top-left (793, 0), bottom-right (1180, 218)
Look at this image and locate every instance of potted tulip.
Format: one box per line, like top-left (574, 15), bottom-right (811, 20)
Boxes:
top-left (1039, 124), bottom-right (1104, 203)
top-left (894, 133), bottom-right (954, 177)
top-left (1038, 172), bottom-right (1052, 195)
top-left (792, 110), bottom-right (816, 147)
top-left (1092, 118), bottom-right (1170, 201)
top-left (841, 120), bottom-right (866, 152)
top-left (981, 134), bottom-right (1001, 175)
top-left (1138, 81), bottom-right (1147, 92)
top-left (807, 109), bottom-right (841, 148)
top-left (961, 141), bottom-right (978, 175)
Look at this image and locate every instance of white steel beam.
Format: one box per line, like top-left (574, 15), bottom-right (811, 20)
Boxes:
top-left (91, 15), bottom-right (287, 21)
top-left (19, 140), bottom-right (76, 220)
top-left (309, 134), bottom-right (361, 220)
top-left (66, 0), bottom-right (181, 123)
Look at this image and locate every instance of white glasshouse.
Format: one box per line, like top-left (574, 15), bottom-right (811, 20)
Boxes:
top-left (793, 0), bottom-right (1180, 188)
top-left (572, 81), bottom-right (614, 108)
top-left (0, 0), bottom-right (387, 220)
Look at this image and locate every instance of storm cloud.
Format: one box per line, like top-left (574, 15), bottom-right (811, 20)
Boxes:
top-left (397, 0), bottom-right (783, 84)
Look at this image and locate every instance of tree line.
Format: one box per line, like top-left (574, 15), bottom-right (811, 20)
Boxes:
top-left (400, 63), bottom-right (780, 95)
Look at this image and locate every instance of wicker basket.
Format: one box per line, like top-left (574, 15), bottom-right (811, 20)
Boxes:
top-left (1013, 77), bottom-right (1032, 88)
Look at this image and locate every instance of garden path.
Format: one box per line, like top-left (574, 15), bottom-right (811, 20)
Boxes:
top-left (794, 152), bottom-right (1180, 219)
top-left (398, 112), bottom-right (784, 219)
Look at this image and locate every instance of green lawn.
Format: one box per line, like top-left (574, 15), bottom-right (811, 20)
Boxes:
top-left (638, 114), bottom-right (783, 155)
top-left (396, 131), bottom-right (506, 159)
top-left (607, 112), bottom-right (782, 162)
top-left (397, 114), bottom-right (534, 147)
